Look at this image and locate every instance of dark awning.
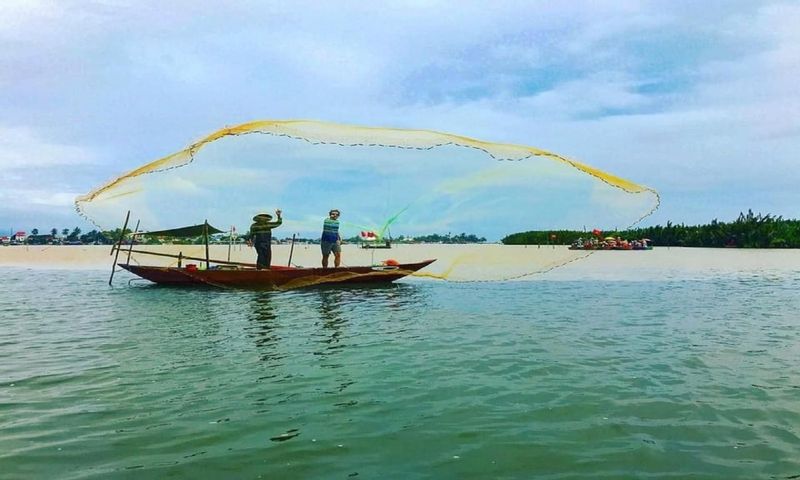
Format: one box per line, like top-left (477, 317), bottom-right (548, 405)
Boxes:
top-left (143, 223), bottom-right (224, 237)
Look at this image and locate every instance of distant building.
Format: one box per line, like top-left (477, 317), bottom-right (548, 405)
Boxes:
top-left (11, 231), bottom-right (26, 243)
top-left (0, 236), bottom-right (9, 245)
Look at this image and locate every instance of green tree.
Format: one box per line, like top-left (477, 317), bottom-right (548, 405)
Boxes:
top-left (80, 230), bottom-right (111, 244)
top-left (102, 228), bottom-right (134, 244)
top-left (501, 210), bottom-right (800, 248)
top-left (51, 228), bottom-right (58, 237)
top-left (31, 228), bottom-right (39, 235)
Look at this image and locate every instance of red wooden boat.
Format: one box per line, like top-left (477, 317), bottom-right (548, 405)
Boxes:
top-left (108, 213), bottom-right (435, 289)
top-left (119, 260), bottom-right (436, 289)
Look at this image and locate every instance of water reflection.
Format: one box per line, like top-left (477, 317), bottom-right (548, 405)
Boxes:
top-left (314, 289), bottom-right (348, 363)
top-left (311, 284), bottom-right (429, 355)
top-left (243, 284), bottom-right (430, 368)
top-left (245, 292), bottom-right (285, 365)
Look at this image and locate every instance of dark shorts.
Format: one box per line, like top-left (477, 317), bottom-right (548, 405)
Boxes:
top-left (321, 241), bottom-right (341, 256)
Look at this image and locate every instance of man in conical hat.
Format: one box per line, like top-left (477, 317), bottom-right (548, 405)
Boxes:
top-left (246, 209), bottom-right (282, 269)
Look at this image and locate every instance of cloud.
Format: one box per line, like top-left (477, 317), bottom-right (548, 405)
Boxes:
top-left (1, 0), bottom-right (798, 230)
top-left (0, 1), bottom-right (68, 41)
top-left (517, 72), bottom-right (653, 119)
top-left (0, 185), bottom-right (85, 217)
top-left (0, 126), bottom-right (98, 169)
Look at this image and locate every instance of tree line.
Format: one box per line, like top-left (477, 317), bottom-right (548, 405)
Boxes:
top-left (17, 228), bottom-right (490, 245)
top-left (22, 227), bottom-right (113, 245)
top-left (502, 210), bottom-right (800, 248)
top-left (26, 211), bottom-right (800, 248)
top-left (389, 233), bottom-right (487, 244)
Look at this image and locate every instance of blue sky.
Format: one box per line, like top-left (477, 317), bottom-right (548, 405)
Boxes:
top-left (1, 0), bottom-right (798, 236)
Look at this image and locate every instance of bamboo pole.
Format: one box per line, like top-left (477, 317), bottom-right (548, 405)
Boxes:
top-left (288, 233), bottom-right (296, 267)
top-left (227, 225), bottom-right (233, 262)
top-left (204, 220), bottom-right (210, 269)
top-left (120, 247), bottom-right (256, 267)
top-left (109, 210), bottom-right (130, 286)
top-left (110, 210), bottom-right (130, 255)
top-left (125, 219), bottom-right (140, 265)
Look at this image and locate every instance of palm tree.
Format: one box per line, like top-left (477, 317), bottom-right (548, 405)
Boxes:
top-left (31, 228), bottom-right (39, 235)
top-left (62, 228), bottom-right (69, 237)
top-left (51, 228), bottom-right (58, 237)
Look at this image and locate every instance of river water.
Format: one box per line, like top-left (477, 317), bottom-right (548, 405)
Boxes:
top-left (1, 253), bottom-right (799, 479)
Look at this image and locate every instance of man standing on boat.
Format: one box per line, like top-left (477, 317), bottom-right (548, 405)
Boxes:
top-left (246, 209), bottom-right (282, 269)
top-left (321, 209), bottom-right (342, 268)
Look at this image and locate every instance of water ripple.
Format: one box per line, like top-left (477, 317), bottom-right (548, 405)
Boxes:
top-left (0, 269), bottom-right (798, 478)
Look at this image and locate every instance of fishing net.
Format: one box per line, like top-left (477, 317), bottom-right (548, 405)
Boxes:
top-left (77, 120), bottom-right (659, 282)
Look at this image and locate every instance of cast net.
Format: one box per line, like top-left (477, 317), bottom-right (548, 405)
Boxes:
top-left (76, 120), bottom-right (659, 284)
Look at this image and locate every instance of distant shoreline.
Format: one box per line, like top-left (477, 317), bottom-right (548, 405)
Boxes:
top-left (3, 245), bottom-right (800, 283)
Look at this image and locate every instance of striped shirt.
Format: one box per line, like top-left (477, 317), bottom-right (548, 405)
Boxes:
top-left (321, 218), bottom-right (340, 243)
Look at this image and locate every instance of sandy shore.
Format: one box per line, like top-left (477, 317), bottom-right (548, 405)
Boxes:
top-left (2, 244), bottom-right (799, 281)
top-left (0, 244), bottom-right (458, 270)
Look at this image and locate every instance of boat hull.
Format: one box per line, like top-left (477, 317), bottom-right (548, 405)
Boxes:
top-left (119, 259), bottom-right (436, 289)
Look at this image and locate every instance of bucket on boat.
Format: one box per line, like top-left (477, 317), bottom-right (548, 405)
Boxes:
top-left (186, 264), bottom-right (198, 271)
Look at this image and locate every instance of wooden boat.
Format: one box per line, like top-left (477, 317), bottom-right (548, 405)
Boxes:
top-left (119, 260), bottom-right (435, 289)
top-left (108, 212), bottom-right (435, 289)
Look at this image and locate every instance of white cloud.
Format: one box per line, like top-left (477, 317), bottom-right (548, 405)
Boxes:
top-left (0, 1), bottom-right (66, 40)
top-left (518, 72), bottom-right (652, 119)
top-left (0, 126), bottom-right (98, 169)
top-left (0, 186), bottom-right (83, 212)
top-left (1, 1), bottom-right (798, 229)
top-left (29, 190), bottom-right (84, 207)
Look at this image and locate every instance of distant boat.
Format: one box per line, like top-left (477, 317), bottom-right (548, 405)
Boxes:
top-left (359, 230), bottom-right (392, 249)
top-left (568, 245), bottom-right (652, 251)
top-left (569, 238), bottom-right (653, 251)
top-left (361, 239), bottom-right (392, 249)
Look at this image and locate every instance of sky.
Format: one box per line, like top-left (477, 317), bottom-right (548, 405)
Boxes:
top-left (1, 0), bottom-right (798, 237)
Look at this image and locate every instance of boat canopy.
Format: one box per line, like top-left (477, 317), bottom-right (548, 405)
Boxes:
top-left (143, 223), bottom-right (224, 237)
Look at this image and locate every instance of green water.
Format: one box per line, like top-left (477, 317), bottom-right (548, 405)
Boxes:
top-left (1, 268), bottom-right (799, 479)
